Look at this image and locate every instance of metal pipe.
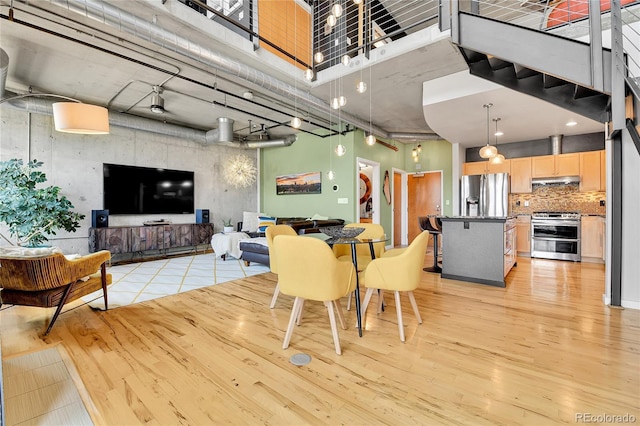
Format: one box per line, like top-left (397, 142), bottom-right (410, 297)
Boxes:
top-left (28, 0), bottom-right (394, 139)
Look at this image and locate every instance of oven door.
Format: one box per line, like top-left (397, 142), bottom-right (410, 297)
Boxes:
top-left (531, 220), bottom-right (579, 240)
top-left (531, 237), bottom-right (581, 261)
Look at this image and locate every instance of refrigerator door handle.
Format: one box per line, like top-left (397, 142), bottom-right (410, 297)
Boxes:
top-left (479, 174), bottom-right (486, 217)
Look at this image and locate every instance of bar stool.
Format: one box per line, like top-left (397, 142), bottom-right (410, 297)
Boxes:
top-left (419, 216), bottom-right (442, 273)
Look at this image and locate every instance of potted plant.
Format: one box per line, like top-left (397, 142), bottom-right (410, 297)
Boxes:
top-left (222, 219), bottom-right (234, 234)
top-left (0, 158), bottom-right (85, 247)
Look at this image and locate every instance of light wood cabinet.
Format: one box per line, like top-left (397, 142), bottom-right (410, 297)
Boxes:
top-left (516, 215), bottom-right (531, 255)
top-left (580, 151), bottom-right (602, 191)
top-left (510, 157), bottom-right (532, 193)
top-left (487, 159), bottom-right (511, 174)
top-left (463, 161), bottom-right (488, 176)
top-left (581, 216), bottom-right (605, 262)
top-left (532, 153), bottom-right (580, 177)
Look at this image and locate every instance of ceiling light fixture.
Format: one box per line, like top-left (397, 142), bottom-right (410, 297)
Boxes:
top-left (353, 0), bottom-right (363, 4)
top-left (479, 103), bottom-right (498, 159)
top-left (304, 68), bottom-right (314, 81)
top-left (314, 51), bottom-right (324, 63)
top-left (566, 120), bottom-right (578, 126)
top-left (356, 80), bottom-right (367, 93)
top-left (489, 118), bottom-right (505, 165)
top-left (341, 54), bottom-right (350, 66)
top-left (0, 91), bottom-right (110, 134)
top-left (327, 14), bottom-right (337, 27)
top-left (332, 3), bottom-right (343, 17)
top-left (223, 154), bottom-right (257, 188)
top-left (150, 86), bottom-right (165, 114)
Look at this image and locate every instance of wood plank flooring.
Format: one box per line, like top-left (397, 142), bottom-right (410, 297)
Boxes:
top-left (1, 255), bottom-right (638, 425)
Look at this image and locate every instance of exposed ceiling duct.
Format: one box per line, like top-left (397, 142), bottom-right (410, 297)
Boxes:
top-left (550, 134), bottom-right (563, 154)
top-left (1, 91), bottom-right (296, 148)
top-left (21, 0), bottom-right (435, 141)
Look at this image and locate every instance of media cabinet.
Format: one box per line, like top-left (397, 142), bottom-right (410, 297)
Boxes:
top-left (89, 223), bottom-right (214, 263)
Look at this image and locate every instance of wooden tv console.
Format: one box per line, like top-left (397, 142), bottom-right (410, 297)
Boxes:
top-left (89, 223), bottom-right (214, 263)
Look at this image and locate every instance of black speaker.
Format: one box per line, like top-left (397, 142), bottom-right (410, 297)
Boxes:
top-left (196, 209), bottom-right (210, 224)
top-left (91, 209), bottom-right (109, 228)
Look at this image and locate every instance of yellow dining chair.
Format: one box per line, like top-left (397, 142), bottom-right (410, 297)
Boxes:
top-left (361, 230), bottom-right (429, 342)
top-left (266, 224), bottom-right (298, 308)
top-left (274, 235), bottom-right (356, 355)
top-left (332, 222), bottom-right (385, 310)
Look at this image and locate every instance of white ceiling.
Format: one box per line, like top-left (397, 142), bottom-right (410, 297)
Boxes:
top-left (0, 0), bottom-right (605, 148)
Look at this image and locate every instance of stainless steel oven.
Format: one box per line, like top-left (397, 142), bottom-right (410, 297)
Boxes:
top-left (531, 212), bottom-right (581, 261)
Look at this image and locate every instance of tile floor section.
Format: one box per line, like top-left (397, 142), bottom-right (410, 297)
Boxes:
top-left (82, 253), bottom-right (270, 309)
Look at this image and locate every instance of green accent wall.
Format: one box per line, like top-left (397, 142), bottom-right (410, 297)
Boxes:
top-left (260, 129), bottom-right (453, 236)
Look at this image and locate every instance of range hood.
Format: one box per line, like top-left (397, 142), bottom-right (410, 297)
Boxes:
top-left (531, 176), bottom-right (580, 185)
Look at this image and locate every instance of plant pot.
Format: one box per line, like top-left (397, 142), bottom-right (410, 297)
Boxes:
top-left (223, 226), bottom-right (234, 234)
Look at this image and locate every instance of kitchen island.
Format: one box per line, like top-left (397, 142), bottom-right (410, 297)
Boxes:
top-left (440, 216), bottom-right (517, 287)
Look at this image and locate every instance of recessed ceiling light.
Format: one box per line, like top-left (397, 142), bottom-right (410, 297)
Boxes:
top-left (566, 120), bottom-right (577, 126)
top-left (242, 91), bottom-right (254, 100)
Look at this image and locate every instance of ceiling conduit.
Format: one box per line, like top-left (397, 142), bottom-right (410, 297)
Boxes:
top-left (23, 0), bottom-right (436, 141)
top-left (1, 91), bottom-right (296, 148)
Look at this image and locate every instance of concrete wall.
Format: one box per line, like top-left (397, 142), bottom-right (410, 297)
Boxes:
top-left (0, 107), bottom-right (258, 254)
top-left (620, 129), bottom-right (640, 309)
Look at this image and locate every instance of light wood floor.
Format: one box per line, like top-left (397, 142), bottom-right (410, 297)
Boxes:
top-left (1, 255), bottom-right (638, 425)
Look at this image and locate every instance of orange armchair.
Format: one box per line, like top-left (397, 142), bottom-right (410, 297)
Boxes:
top-left (361, 231), bottom-right (429, 342)
top-left (274, 235), bottom-right (356, 355)
top-left (0, 250), bottom-right (112, 335)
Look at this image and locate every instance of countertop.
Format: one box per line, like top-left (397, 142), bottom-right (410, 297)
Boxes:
top-left (440, 216), bottom-right (514, 223)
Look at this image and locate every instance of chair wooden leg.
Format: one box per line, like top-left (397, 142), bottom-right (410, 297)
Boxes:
top-left (394, 290), bottom-right (405, 342)
top-left (333, 300), bottom-right (347, 329)
top-left (346, 291), bottom-right (352, 311)
top-left (360, 288), bottom-right (375, 324)
top-left (269, 282), bottom-right (280, 309)
top-left (377, 290), bottom-right (385, 314)
top-left (296, 299), bottom-right (305, 325)
top-left (101, 263), bottom-right (108, 311)
top-left (325, 301), bottom-right (342, 355)
top-left (44, 282), bottom-right (75, 336)
top-left (283, 297), bottom-right (303, 349)
top-left (407, 291), bottom-right (422, 324)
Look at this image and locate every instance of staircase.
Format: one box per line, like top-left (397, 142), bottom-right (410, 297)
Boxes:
top-left (455, 12), bottom-right (612, 124)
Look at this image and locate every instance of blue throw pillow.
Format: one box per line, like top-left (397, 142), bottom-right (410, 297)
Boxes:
top-left (258, 216), bottom-right (277, 232)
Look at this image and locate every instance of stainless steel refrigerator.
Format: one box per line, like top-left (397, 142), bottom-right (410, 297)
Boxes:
top-left (460, 173), bottom-right (510, 217)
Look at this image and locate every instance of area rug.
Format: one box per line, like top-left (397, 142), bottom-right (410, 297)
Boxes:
top-left (81, 253), bottom-right (270, 309)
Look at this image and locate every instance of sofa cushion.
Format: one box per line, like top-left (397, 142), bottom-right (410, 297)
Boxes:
top-left (241, 211), bottom-right (265, 233)
top-left (258, 216), bottom-right (277, 232)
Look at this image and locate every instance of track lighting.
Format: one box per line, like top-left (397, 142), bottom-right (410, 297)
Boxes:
top-left (150, 86), bottom-right (165, 114)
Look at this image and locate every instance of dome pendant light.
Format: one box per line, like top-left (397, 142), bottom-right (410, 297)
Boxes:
top-left (489, 118), bottom-right (505, 165)
top-left (479, 103), bottom-right (498, 159)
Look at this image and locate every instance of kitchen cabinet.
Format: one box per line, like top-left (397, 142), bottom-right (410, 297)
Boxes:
top-left (516, 215), bottom-right (531, 255)
top-left (580, 151), bottom-right (603, 191)
top-left (581, 216), bottom-right (605, 262)
top-left (463, 161), bottom-right (488, 176)
top-left (463, 159), bottom-right (511, 176)
top-left (532, 153), bottom-right (580, 177)
top-left (510, 157), bottom-right (532, 193)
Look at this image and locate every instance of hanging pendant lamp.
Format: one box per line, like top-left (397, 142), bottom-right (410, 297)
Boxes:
top-left (479, 103), bottom-right (497, 159)
top-left (489, 117), bottom-right (505, 165)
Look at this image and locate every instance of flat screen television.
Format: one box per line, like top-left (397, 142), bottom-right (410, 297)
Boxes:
top-left (103, 163), bottom-right (195, 215)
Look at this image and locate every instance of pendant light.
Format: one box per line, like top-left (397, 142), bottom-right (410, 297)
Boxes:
top-left (489, 118), bottom-right (505, 165)
top-left (479, 103), bottom-right (497, 159)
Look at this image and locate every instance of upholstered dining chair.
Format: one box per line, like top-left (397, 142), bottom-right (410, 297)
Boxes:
top-left (332, 222), bottom-right (385, 309)
top-left (274, 235), bottom-right (356, 355)
top-left (265, 224), bottom-right (298, 308)
top-left (0, 250), bottom-right (112, 335)
top-left (361, 230), bottom-right (429, 342)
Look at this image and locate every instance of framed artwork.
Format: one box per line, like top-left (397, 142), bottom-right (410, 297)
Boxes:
top-left (276, 172), bottom-right (322, 195)
top-left (383, 170), bottom-right (391, 205)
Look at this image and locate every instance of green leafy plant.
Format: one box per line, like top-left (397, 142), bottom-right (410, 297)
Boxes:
top-left (0, 158), bottom-right (85, 246)
top-left (223, 218), bottom-right (233, 227)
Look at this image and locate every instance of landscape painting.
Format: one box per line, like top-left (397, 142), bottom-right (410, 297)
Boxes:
top-left (276, 172), bottom-right (322, 195)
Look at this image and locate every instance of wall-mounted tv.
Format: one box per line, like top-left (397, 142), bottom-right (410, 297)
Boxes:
top-left (103, 163), bottom-right (195, 215)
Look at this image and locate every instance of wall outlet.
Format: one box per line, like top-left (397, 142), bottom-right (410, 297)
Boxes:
top-left (524, 201), bottom-right (530, 207)
top-left (337, 198), bottom-right (348, 204)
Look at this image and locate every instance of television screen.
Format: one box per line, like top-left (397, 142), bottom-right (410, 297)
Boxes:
top-left (103, 164), bottom-right (195, 215)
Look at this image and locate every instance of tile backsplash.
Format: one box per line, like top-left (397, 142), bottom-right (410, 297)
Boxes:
top-left (510, 183), bottom-right (606, 215)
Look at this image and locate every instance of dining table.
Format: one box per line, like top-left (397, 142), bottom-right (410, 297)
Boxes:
top-left (324, 236), bottom-right (388, 337)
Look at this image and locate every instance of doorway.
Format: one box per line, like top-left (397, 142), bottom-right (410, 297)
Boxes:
top-left (355, 158), bottom-right (380, 225)
top-left (407, 171), bottom-right (443, 243)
